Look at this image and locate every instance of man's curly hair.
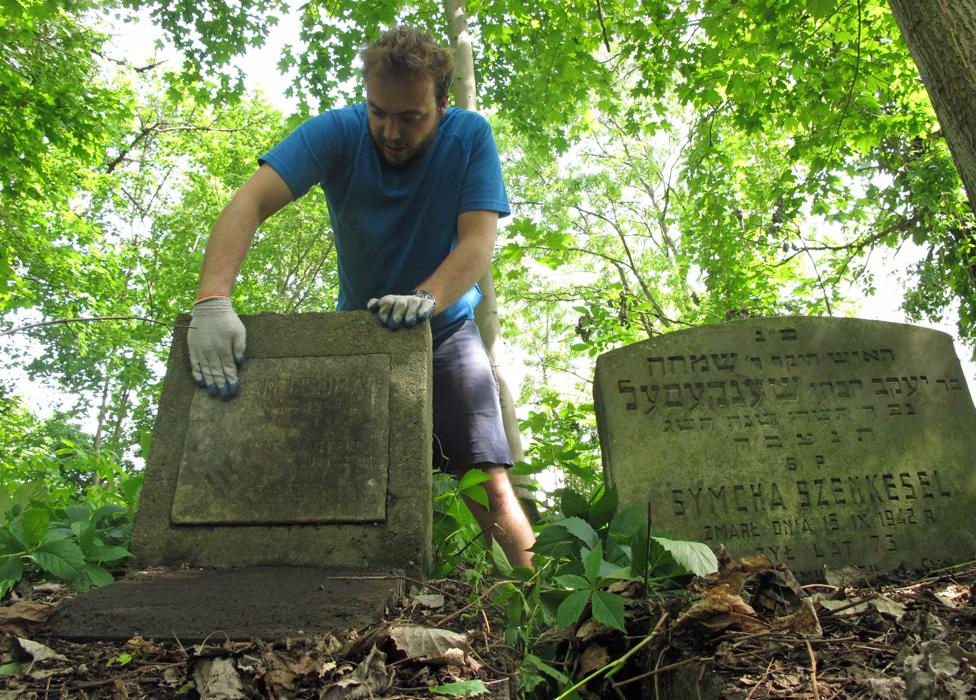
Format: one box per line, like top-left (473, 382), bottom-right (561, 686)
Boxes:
top-left (361, 27), bottom-right (454, 103)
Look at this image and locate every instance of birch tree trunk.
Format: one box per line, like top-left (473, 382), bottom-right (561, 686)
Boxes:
top-left (888, 0), bottom-right (976, 215)
top-left (444, 0), bottom-right (527, 469)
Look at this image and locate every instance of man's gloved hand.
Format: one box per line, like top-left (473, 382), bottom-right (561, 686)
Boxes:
top-left (367, 290), bottom-right (436, 330)
top-left (187, 296), bottom-right (246, 400)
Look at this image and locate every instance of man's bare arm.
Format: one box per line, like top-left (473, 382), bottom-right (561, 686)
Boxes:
top-left (196, 164), bottom-right (294, 297)
top-left (414, 209), bottom-right (498, 313)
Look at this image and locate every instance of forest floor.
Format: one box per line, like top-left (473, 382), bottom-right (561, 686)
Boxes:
top-left (0, 551), bottom-right (974, 699)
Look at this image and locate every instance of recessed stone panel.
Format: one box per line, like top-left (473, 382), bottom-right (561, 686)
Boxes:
top-left (594, 317), bottom-right (976, 581)
top-left (171, 356), bottom-right (389, 525)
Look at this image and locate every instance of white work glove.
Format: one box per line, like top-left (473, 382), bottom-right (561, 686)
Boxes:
top-left (367, 290), bottom-right (436, 330)
top-left (187, 296), bottom-right (246, 400)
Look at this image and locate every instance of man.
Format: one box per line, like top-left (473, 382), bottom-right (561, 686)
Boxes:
top-left (186, 27), bottom-right (534, 568)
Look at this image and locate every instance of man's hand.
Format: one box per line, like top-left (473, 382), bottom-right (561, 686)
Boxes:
top-left (188, 296), bottom-right (246, 399)
top-left (367, 290), bottom-right (436, 330)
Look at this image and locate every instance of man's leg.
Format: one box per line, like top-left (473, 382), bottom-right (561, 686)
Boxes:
top-left (458, 464), bottom-right (535, 569)
top-left (432, 320), bottom-right (535, 567)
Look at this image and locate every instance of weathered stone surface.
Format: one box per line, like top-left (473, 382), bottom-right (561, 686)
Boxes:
top-left (172, 356), bottom-right (390, 524)
top-left (132, 312), bottom-right (432, 578)
top-left (46, 567), bottom-right (403, 642)
top-left (594, 317), bottom-right (976, 581)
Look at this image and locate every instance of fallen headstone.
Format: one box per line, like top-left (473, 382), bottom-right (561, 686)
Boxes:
top-left (48, 567), bottom-right (403, 642)
top-left (594, 317), bottom-right (976, 581)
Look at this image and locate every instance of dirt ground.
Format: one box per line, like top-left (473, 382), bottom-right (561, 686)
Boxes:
top-left (1, 552), bottom-right (974, 699)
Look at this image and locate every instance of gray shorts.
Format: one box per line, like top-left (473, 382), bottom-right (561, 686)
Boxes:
top-left (432, 320), bottom-right (513, 472)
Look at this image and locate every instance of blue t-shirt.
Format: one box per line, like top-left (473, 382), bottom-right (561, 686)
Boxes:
top-left (260, 104), bottom-right (510, 336)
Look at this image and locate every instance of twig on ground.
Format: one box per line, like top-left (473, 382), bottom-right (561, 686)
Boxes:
top-left (745, 657), bottom-right (775, 700)
top-left (433, 579), bottom-right (518, 626)
top-left (552, 612), bottom-right (670, 700)
top-left (612, 654), bottom-right (714, 688)
top-left (806, 639), bottom-right (821, 700)
top-left (654, 646), bottom-right (667, 700)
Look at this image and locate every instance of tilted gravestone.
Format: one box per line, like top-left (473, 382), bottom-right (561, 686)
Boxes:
top-left (132, 311), bottom-right (433, 577)
top-left (594, 317), bottom-right (976, 581)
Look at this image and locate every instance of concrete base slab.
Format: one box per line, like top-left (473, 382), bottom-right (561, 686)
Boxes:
top-left (46, 567), bottom-right (403, 643)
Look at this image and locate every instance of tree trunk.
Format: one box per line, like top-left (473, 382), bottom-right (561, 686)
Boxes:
top-left (888, 0), bottom-right (976, 215)
top-left (444, 0), bottom-right (526, 466)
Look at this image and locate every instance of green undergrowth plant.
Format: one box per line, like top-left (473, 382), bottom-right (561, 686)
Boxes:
top-left (0, 442), bottom-right (142, 599)
top-left (0, 502), bottom-right (134, 598)
top-left (431, 468), bottom-right (494, 578)
top-left (424, 468), bottom-right (720, 697)
top-left (491, 485), bottom-right (719, 698)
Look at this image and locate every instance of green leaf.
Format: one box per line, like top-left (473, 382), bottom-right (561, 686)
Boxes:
top-left (559, 489), bottom-right (589, 518)
top-left (591, 590), bottom-right (627, 632)
top-left (809, 0), bottom-right (836, 19)
top-left (490, 538), bottom-right (514, 577)
top-left (87, 545), bottom-right (131, 563)
top-left (21, 507), bottom-right (51, 547)
top-left (630, 522), bottom-right (650, 577)
top-left (523, 653), bottom-right (571, 684)
top-left (598, 560), bottom-right (632, 580)
top-left (583, 541), bottom-right (604, 582)
top-left (457, 468), bottom-right (491, 493)
top-left (30, 539), bottom-right (85, 581)
top-left (530, 523), bottom-right (578, 558)
top-left (610, 504), bottom-right (647, 541)
top-left (76, 563), bottom-right (115, 590)
top-left (461, 484), bottom-right (489, 509)
top-left (556, 589), bottom-right (590, 629)
top-left (554, 574), bottom-right (591, 591)
top-left (0, 662), bottom-right (21, 676)
top-left (556, 517), bottom-right (599, 548)
top-left (431, 679), bottom-right (489, 696)
top-left (41, 528), bottom-right (73, 544)
top-left (110, 652), bottom-right (133, 666)
top-left (71, 520), bottom-right (95, 554)
top-left (587, 486), bottom-right (618, 528)
top-left (0, 556), bottom-right (25, 598)
top-left (63, 505), bottom-right (90, 524)
top-left (0, 528), bottom-right (26, 555)
top-left (653, 537), bottom-right (718, 577)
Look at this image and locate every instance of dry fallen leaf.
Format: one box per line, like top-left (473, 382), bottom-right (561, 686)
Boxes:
top-left (768, 598), bottom-right (823, 637)
top-left (124, 635), bottom-right (164, 655)
top-left (815, 596), bottom-right (870, 618)
top-left (575, 618), bottom-right (615, 642)
top-left (675, 584), bottom-right (767, 634)
top-left (192, 657), bottom-right (246, 700)
top-left (14, 638), bottom-right (67, 663)
top-left (258, 649), bottom-right (298, 691)
top-left (868, 595), bottom-right (907, 621)
top-left (0, 602), bottom-right (56, 637)
top-left (414, 594), bottom-right (445, 609)
top-left (320, 645), bottom-right (394, 700)
top-left (824, 565), bottom-right (868, 587)
top-left (579, 644), bottom-right (609, 675)
top-left (389, 625), bottom-right (477, 666)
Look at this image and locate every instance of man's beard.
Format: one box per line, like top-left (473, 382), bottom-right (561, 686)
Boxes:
top-left (373, 124), bottom-right (438, 170)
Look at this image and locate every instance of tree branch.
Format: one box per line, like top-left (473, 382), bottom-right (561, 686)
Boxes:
top-left (1, 316), bottom-right (185, 337)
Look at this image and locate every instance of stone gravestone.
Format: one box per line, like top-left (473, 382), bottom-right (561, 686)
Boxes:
top-left (594, 317), bottom-right (976, 581)
top-left (50, 312), bottom-right (431, 641)
top-left (133, 311), bottom-right (432, 575)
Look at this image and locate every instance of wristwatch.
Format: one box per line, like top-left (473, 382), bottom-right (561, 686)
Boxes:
top-left (413, 289), bottom-right (436, 311)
